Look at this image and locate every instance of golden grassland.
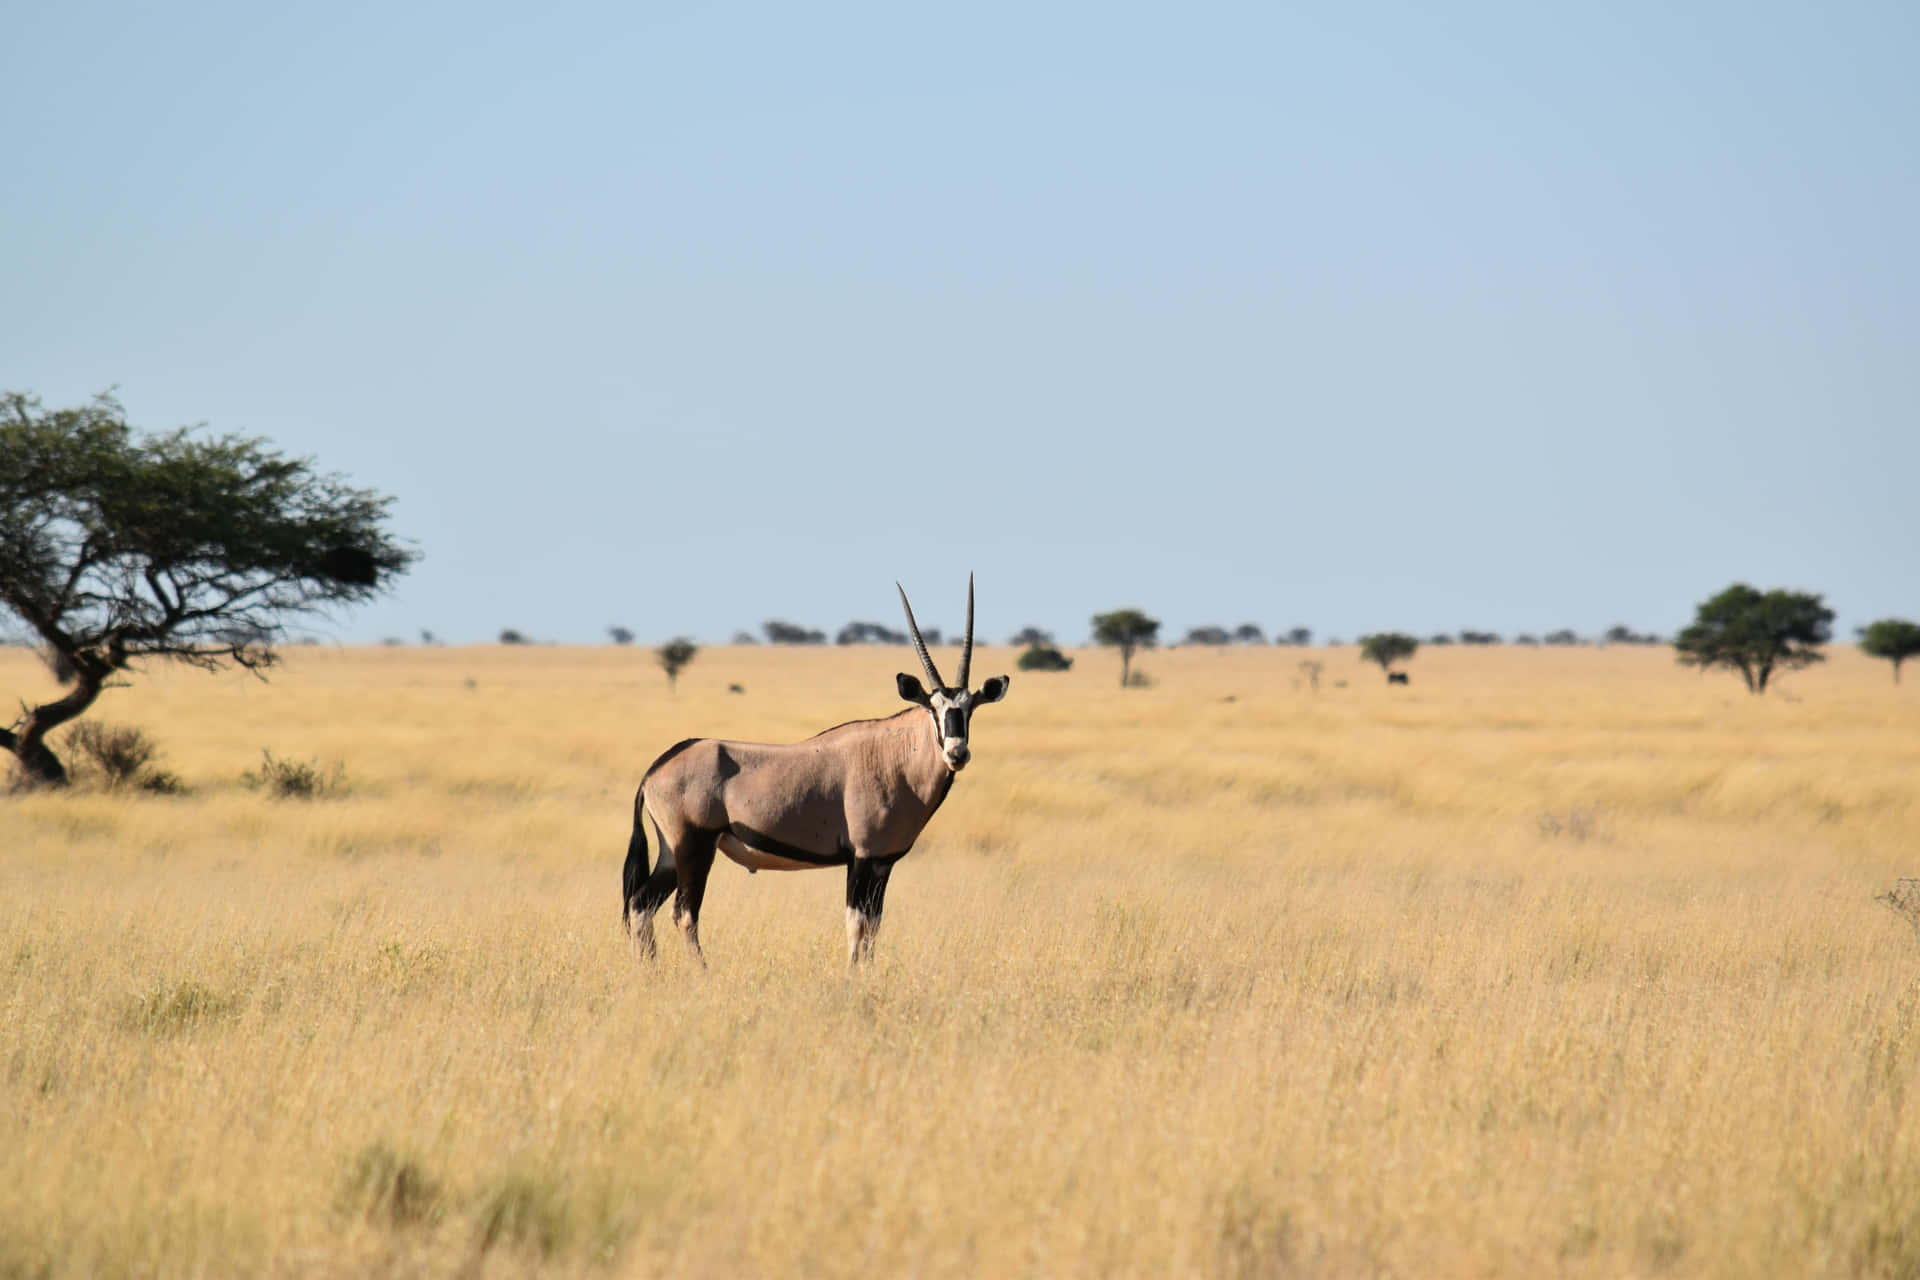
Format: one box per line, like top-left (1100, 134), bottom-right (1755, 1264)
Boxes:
top-left (3, 641), bottom-right (1918, 1278)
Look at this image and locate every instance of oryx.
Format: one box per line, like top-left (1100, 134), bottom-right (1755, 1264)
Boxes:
top-left (622, 577), bottom-right (1009, 966)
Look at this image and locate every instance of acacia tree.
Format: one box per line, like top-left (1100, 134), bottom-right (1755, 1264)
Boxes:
top-left (1860, 618), bottom-right (1920, 684)
top-left (1673, 583), bottom-right (1832, 694)
top-left (1358, 632), bottom-right (1418, 680)
top-left (0, 391), bottom-right (414, 786)
top-left (657, 637), bottom-right (697, 692)
top-left (1091, 608), bottom-right (1159, 687)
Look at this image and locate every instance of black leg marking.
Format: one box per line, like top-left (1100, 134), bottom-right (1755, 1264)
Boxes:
top-left (675, 830), bottom-right (718, 962)
top-left (635, 864), bottom-right (676, 917)
top-left (845, 857), bottom-right (894, 965)
top-left (847, 858), bottom-right (893, 918)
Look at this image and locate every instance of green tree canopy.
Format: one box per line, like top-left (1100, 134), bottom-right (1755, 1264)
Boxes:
top-left (1091, 609), bottom-right (1159, 687)
top-left (1, 391), bottom-right (414, 785)
top-left (1358, 633), bottom-right (1418, 678)
top-left (1859, 618), bottom-right (1920, 684)
top-left (1673, 583), bottom-right (1832, 694)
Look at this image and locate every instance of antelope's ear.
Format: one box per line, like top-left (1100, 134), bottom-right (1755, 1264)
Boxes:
top-left (896, 673), bottom-right (931, 706)
top-left (976, 675), bottom-right (1010, 704)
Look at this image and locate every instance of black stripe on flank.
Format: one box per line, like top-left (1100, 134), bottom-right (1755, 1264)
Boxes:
top-left (726, 823), bottom-right (852, 867)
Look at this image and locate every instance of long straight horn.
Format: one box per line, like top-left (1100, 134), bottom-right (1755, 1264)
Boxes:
top-left (896, 582), bottom-right (946, 689)
top-left (956, 573), bottom-right (975, 689)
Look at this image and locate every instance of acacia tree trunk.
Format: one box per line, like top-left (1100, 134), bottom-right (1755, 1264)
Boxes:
top-left (1118, 643), bottom-right (1133, 688)
top-left (0, 662), bottom-right (106, 788)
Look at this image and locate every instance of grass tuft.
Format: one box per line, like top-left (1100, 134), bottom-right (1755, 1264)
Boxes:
top-left (474, 1169), bottom-right (573, 1257)
top-left (119, 981), bottom-right (244, 1036)
top-left (337, 1142), bottom-right (445, 1229)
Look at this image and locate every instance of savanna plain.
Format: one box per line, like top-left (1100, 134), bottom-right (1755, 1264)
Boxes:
top-left (4, 642), bottom-right (1918, 1278)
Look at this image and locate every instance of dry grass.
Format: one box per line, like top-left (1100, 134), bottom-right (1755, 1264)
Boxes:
top-left (3, 642), bottom-right (1917, 1278)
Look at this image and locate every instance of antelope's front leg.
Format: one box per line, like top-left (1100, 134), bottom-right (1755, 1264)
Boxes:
top-left (845, 856), bottom-right (893, 966)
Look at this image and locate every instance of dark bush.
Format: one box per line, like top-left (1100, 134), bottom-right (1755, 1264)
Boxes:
top-left (1017, 644), bottom-right (1073, 672)
top-left (64, 721), bottom-right (159, 788)
top-left (244, 750), bottom-right (345, 800)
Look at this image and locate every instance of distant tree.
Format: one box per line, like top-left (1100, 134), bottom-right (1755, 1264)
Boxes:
top-left (1604, 624), bottom-right (1662, 646)
top-left (1458, 630), bottom-right (1502, 645)
top-left (1543, 629), bottom-right (1581, 647)
top-left (0, 390), bottom-right (414, 786)
top-left (1358, 633), bottom-right (1418, 680)
top-left (1233, 623), bottom-right (1266, 644)
top-left (1513, 633), bottom-right (1539, 646)
top-left (657, 637), bottom-right (697, 691)
top-left (1017, 644), bottom-right (1073, 672)
top-left (1009, 626), bottom-right (1054, 648)
top-left (608, 625), bottom-right (635, 646)
top-left (835, 620), bottom-right (907, 646)
top-left (731, 630), bottom-right (760, 645)
top-left (499, 628), bottom-right (529, 645)
top-left (1674, 583), bottom-right (1833, 694)
top-left (1091, 609), bottom-right (1160, 688)
top-left (1860, 618), bottom-right (1920, 684)
top-left (381, 636), bottom-right (404, 647)
top-left (1297, 658), bottom-right (1323, 693)
top-left (1286, 627), bottom-right (1313, 647)
top-left (763, 620), bottom-right (826, 645)
top-left (1183, 625), bottom-right (1231, 646)
top-left (420, 628), bottom-right (438, 646)
top-left (1428, 633), bottom-right (1455, 646)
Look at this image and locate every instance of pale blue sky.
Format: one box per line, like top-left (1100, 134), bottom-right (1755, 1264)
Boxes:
top-left (6, 2), bottom-right (1915, 646)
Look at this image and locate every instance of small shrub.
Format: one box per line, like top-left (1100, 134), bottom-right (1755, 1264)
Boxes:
top-left (1878, 879), bottom-right (1920, 943)
top-left (1123, 668), bottom-right (1156, 689)
top-left (244, 750), bottom-right (345, 800)
top-left (339, 1142), bottom-right (445, 1228)
top-left (64, 722), bottom-right (161, 790)
top-left (1017, 644), bottom-right (1073, 672)
top-left (138, 769), bottom-right (185, 795)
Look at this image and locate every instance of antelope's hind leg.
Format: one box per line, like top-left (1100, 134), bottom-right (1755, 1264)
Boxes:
top-left (630, 864), bottom-right (676, 960)
top-left (673, 830), bottom-right (719, 966)
top-left (628, 817), bottom-right (677, 961)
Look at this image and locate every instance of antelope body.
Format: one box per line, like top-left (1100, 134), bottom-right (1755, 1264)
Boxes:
top-left (623, 578), bottom-right (1008, 965)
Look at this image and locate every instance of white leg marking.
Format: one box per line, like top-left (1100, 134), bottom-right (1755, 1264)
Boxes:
top-left (845, 907), bottom-right (879, 965)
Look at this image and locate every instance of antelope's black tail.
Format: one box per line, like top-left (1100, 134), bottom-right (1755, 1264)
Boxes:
top-left (621, 789), bottom-right (649, 929)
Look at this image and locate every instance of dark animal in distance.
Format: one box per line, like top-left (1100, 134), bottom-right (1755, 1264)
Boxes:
top-left (1388, 672), bottom-right (1410, 685)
